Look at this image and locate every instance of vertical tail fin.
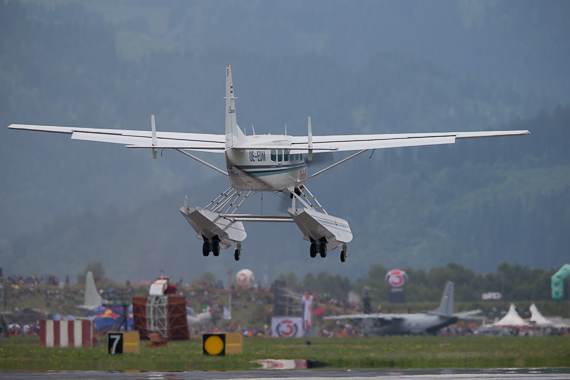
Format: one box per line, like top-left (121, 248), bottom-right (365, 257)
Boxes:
top-left (225, 65), bottom-right (244, 148)
top-left (84, 271), bottom-right (102, 309)
top-left (431, 281), bottom-right (454, 316)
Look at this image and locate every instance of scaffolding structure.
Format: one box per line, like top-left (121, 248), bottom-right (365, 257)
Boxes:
top-left (132, 295), bottom-right (189, 340)
top-left (146, 296), bottom-right (168, 338)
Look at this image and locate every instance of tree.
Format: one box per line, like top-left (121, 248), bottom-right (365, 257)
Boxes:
top-left (194, 271), bottom-right (216, 285)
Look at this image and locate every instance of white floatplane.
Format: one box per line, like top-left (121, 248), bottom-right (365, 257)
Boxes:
top-left (8, 66), bottom-right (529, 262)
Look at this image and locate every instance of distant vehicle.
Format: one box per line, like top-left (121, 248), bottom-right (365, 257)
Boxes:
top-left (324, 281), bottom-right (481, 335)
top-left (8, 66), bottom-right (529, 262)
top-left (482, 292), bottom-right (502, 301)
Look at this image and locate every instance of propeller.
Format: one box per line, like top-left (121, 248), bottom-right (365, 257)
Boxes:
top-left (305, 116), bottom-right (334, 167)
top-left (151, 115), bottom-right (157, 159)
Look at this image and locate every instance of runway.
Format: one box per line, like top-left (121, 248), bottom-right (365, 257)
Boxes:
top-left (1, 368), bottom-right (569, 380)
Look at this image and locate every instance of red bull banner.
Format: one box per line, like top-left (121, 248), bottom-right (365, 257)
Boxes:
top-left (271, 317), bottom-right (304, 338)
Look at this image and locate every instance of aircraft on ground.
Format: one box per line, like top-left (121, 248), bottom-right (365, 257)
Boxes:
top-left (324, 281), bottom-right (481, 335)
top-left (8, 66), bottom-right (529, 262)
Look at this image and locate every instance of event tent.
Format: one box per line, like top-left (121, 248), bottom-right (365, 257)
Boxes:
top-left (493, 304), bottom-right (529, 327)
top-left (530, 304), bottom-right (552, 326)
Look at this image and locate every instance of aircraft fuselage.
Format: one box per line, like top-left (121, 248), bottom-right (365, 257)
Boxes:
top-left (226, 147), bottom-right (307, 191)
top-left (371, 314), bottom-right (458, 335)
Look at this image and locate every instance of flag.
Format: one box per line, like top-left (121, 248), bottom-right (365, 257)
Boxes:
top-left (223, 306), bottom-right (232, 320)
top-left (302, 295), bottom-right (313, 332)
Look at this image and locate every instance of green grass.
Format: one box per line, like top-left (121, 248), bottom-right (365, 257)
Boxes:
top-left (1, 335), bottom-right (569, 371)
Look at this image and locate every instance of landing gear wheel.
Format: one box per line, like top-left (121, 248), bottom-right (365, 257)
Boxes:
top-left (310, 242), bottom-right (317, 258)
top-left (340, 244), bottom-right (348, 262)
top-left (202, 241), bottom-right (210, 257)
top-left (234, 247), bottom-right (241, 261)
top-left (319, 243), bottom-right (327, 258)
top-left (212, 241), bottom-right (220, 257)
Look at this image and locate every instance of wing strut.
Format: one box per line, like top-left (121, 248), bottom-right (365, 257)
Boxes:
top-left (305, 149), bottom-right (368, 181)
top-left (176, 149), bottom-right (228, 176)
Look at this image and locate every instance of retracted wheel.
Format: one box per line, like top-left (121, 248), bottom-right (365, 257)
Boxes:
top-left (202, 240), bottom-right (210, 257)
top-left (310, 242), bottom-right (317, 258)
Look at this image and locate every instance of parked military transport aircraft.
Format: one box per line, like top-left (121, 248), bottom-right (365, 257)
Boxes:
top-left (324, 281), bottom-right (481, 335)
top-left (9, 66), bottom-right (529, 262)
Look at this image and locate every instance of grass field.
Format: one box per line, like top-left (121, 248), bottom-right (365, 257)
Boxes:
top-left (1, 335), bottom-right (569, 371)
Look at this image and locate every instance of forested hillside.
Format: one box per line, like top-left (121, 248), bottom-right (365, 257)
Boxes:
top-left (278, 261), bottom-right (557, 303)
top-left (1, 0), bottom-right (568, 282)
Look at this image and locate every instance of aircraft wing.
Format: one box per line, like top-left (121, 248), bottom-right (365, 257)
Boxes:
top-left (323, 313), bottom-right (405, 321)
top-left (8, 124), bottom-right (226, 152)
top-left (290, 130), bottom-right (530, 153)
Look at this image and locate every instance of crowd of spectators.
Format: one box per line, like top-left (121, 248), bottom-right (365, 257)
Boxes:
top-left (2, 274), bottom-right (569, 340)
top-left (2, 275), bottom-right (61, 286)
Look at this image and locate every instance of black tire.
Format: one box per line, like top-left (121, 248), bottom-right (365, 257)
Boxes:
top-left (310, 242), bottom-right (317, 258)
top-left (234, 248), bottom-right (241, 261)
top-left (319, 243), bottom-right (327, 258)
top-left (212, 241), bottom-right (220, 257)
top-left (202, 241), bottom-right (210, 256)
top-left (340, 249), bottom-right (346, 263)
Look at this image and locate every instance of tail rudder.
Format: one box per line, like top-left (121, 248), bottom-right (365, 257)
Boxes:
top-left (432, 281), bottom-right (454, 316)
top-left (84, 271), bottom-right (102, 308)
top-left (225, 65), bottom-right (244, 148)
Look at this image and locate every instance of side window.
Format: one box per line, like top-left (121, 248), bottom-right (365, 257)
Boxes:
top-left (284, 150), bottom-right (289, 161)
top-left (278, 150), bottom-right (283, 162)
top-left (271, 150), bottom-right (276, 162)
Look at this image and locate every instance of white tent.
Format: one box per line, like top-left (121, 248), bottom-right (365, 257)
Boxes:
top-left (530, 304), bottom-right (552, 326)
top-left (493, 304), bottom-right (530, 327)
